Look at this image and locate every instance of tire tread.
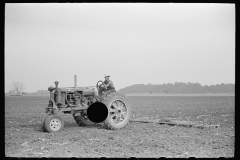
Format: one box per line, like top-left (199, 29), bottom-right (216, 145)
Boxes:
top-left (102, 92), bottom-right (131, 130)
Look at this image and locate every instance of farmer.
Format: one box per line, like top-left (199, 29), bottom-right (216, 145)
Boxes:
top-left (103, 74), bottom-right (115, 91)
top-left (100, 74), bottom-right (115, 98)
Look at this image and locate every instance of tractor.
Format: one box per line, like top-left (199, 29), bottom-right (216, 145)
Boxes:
top-left (41, 75), bottom-right (131, 133)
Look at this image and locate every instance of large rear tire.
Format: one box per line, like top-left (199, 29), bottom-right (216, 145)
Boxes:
top-left (102, 92), bottom-right (131, 130)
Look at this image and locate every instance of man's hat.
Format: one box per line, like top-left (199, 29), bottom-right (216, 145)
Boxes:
top-left (104, 74), bottom-right (110, 78)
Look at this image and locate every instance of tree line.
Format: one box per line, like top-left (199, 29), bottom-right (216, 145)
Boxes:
top-left (7, 81), bottom-right (235, 95)
top-left (118, 82), bottom-right (235, 94)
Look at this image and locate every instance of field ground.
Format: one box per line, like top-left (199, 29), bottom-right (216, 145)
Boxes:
top-left (124, 93), bottom-right (235, 96)
top-left (5, 95), bottom-right (234, 158)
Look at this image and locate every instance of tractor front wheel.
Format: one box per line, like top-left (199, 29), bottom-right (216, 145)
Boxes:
top-left (40, 114), bottom-right (50, 132)
top-left (44, 114), bottom-right (64, 133)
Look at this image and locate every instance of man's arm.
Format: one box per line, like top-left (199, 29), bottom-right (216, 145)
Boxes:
top-left (108, 80), bottom-right (114, 88)
top-left (103, 84), bottom-right (108, 88)
top-left (103, 80), bottom-right (113, 88)
top-left (103, 81), bottom-right (109, 88)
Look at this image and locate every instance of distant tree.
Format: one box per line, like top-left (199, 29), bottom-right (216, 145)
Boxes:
top-left (9, 89), bottom-right (15, 94)
top-left (9, 81), bottom-right (25, 94)
top-left (164, 89), bottom-right (169, 94)
top-left (118, 82), bottom-right (234, 94)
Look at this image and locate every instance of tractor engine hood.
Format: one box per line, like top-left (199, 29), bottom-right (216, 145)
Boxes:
top-left (48, 76), bottom-right (97, 93)
top-left (59, 86), bottom-right (96, 92)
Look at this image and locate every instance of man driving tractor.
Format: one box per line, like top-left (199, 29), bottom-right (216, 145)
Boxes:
top-left (103, 74), bottom-right (115, 91)
top-left (99, 74), bottom-right (115, 99)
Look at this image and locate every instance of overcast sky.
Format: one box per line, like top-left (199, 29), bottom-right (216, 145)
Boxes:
top-left (5, 3), bottom-right (235, 93)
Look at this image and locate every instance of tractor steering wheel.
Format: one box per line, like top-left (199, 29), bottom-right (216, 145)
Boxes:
top-left (96, 80), bottom-right (105, 93)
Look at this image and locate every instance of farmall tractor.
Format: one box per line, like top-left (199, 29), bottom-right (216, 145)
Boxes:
top-left (41, 75), bottom-right (131, 133)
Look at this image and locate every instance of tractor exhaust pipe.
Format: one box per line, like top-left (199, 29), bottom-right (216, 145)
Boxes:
top-left (74, 75), bottom-right (77, 89)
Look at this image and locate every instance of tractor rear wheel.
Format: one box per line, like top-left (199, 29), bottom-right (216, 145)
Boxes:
top-left (102, 92), bottom-right (131, 130)
top-left (44, 114), bottom-right (64, 133)
top-left (73, 111), bottom-right (95, 126)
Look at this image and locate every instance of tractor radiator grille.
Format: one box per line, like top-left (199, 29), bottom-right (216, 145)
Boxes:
top-left (54, 92), bottom-right (65, 104)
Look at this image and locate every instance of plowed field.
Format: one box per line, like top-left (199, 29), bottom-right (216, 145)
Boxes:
top-left (5, 95), bottom-right (234, 158)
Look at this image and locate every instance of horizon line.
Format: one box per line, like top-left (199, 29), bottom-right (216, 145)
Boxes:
top-left (6, 82), bottom-right (235, 93)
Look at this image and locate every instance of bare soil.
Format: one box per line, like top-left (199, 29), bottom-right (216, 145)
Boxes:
top-left (5, 95), bottom-right (234, 158)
